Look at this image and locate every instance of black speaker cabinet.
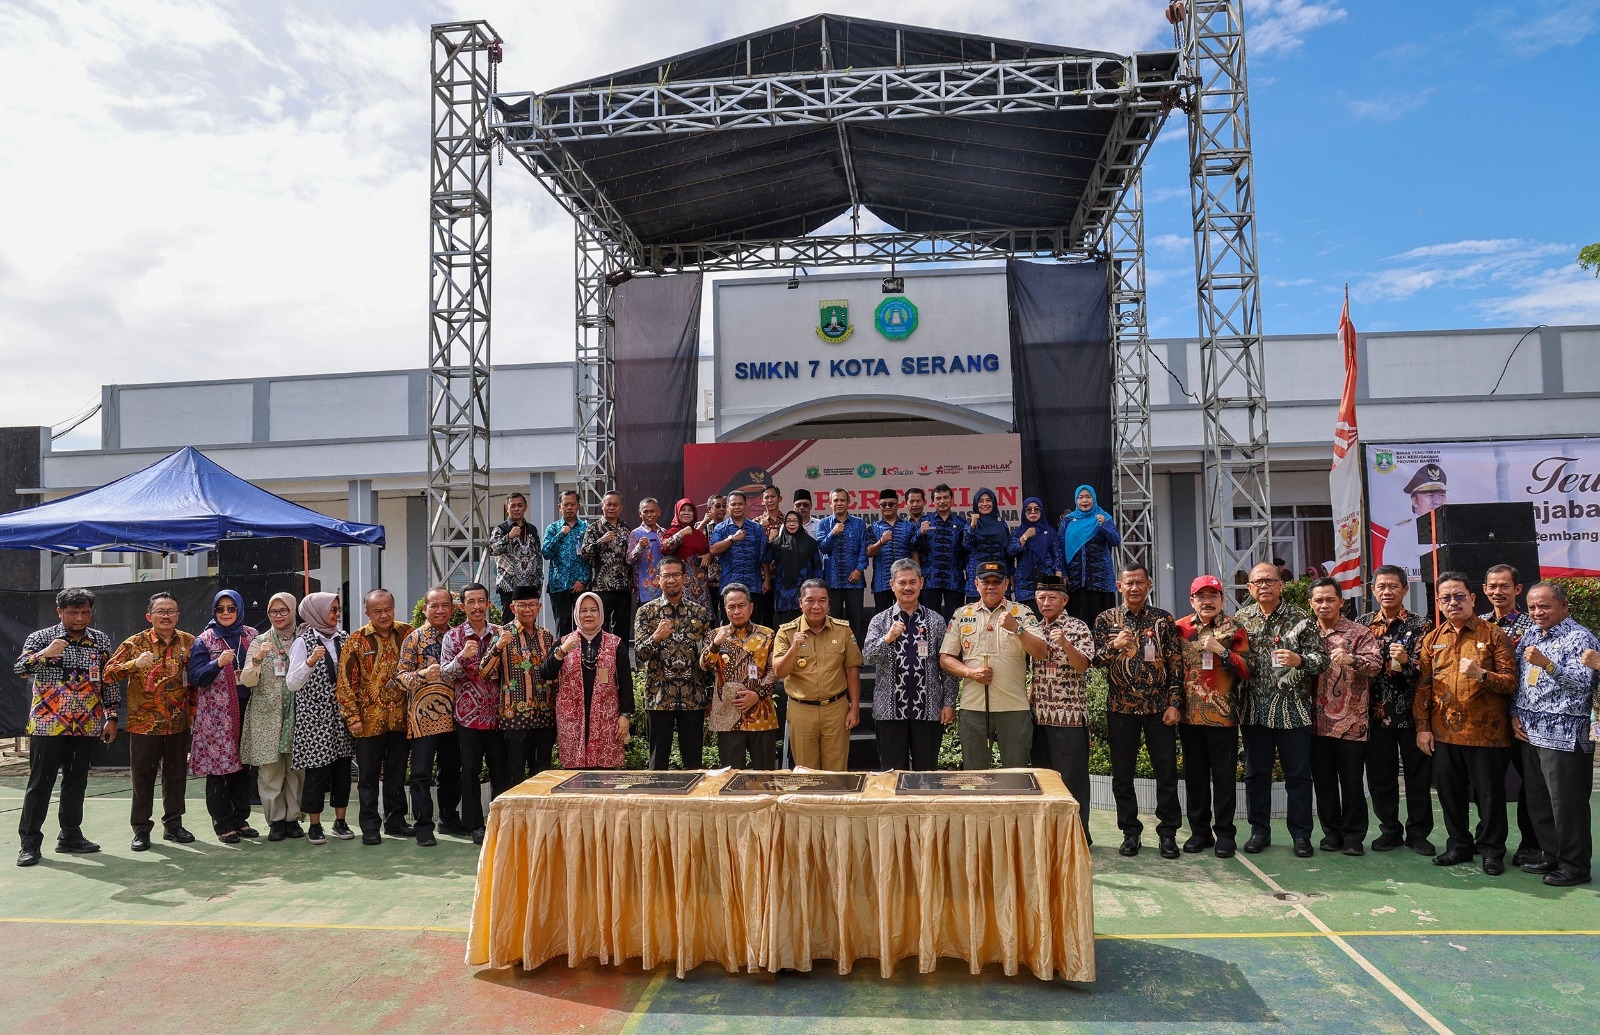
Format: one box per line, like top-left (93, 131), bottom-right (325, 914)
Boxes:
top-left (220, 573), bottom-right (322, 630)
top-left (1420, 541), bottom-right (1541, 616)
top-left (218, 537), bottom-right (319, 577)
top-left (1414, 502), bottom-right (1537, 546)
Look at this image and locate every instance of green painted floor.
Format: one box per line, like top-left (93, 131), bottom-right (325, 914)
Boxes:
top-left (3, 775), bottom-right (1597, 1035)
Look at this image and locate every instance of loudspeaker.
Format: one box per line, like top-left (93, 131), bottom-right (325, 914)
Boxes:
top-left (1415, 502), bottom-right (1536, 546)
top-left (1420, 541), bottom-right (1540, 615)
top-left (221, 573), bottom-right (321, 631)
top-left (218, 537), bottom-right (318, 578)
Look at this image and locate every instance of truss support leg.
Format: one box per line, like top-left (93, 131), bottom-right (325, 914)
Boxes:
top-left (575, 223), bottom-right (621, 519)
top-left (1109, 171), bottom-right (1156, 579)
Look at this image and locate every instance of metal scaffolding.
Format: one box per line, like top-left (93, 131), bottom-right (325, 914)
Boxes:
top-left (1108, 171), bottom-right (1156, 573)
top-left (426, 22), bottom-right (499, 586)
top-left (1183, 0), bottom-right (1271, 589)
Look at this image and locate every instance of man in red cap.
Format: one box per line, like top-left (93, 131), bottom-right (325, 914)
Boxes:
top-left (1174, 575), bottom-right (1251, 857)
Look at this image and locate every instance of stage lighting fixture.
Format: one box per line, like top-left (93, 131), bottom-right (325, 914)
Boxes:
top-left (881, 276), bottom-right (904, 294)
top-left (604, 269), bottom-right (635, 287)
top-left (787, 276), bottom-right (799, 290)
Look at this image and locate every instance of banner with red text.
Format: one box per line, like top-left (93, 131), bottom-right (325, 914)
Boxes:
top-left (1365, 438), bottom-right (1600, 580)
top-left (1329, 296), bottom-right (1365, 597)
top-left (684, 434), bottom-right (1024, 522)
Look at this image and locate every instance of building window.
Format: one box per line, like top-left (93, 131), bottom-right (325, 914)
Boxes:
top-left (1235, 504), bottom-right (1335, 580)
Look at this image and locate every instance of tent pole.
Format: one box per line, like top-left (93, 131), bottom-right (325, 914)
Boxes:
top-left (303, 539), bottom-right (310, 598)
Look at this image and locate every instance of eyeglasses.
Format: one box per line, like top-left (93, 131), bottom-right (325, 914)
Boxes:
top-left (215, 604), bottom-right (237, 613)
top-left (1248, 579), bottom-right (1281, 587)
top-left (1437, 593), bottom-right (1470, 603)
top-left (266, 608), bottom-right (291, 617)
top-left (150, 609), bottom-right (179, 617)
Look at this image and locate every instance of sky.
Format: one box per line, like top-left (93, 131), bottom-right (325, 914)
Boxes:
top-left (2, 0), bottom-right (1597, 450)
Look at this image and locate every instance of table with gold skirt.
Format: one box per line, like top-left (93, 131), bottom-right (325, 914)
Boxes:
top-left (466, 768), bottom-right (1094, 981)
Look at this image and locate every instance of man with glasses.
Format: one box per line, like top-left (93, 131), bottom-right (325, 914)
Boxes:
top-left (1236, 563), bottom-right (1328, 858)
top-left (106, 593), bottom-right (198, 851)
top-left (867, 489), bottom-right (917, 615)
top-left (338, 589), bottom-right (415, 845)
top-left (396, 587), bottom-right (464, 846)
top-left (1415, 571), bottom-right (1518, 875)
top-left (1478, 564), bottom-right (1540, 868)
top-left (14, 588), bottom-right (118, 866)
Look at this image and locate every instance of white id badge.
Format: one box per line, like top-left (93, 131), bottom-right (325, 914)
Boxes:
top-left (917, 637), bottom-right (930, 660)
top-left (1202, 651), bottom-right (1214, 671)
top-left (1143, 639), bottom-right (1157, 663)
top-left (747, 663), bottom-right (760, 683)
top-left (274, 655), bottom-right (288, 677)
top-left (1525, 666), bottom-right (1540, 687)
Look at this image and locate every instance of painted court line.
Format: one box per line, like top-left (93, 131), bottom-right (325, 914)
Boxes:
top-left (617, 968), bottom-right (670, 1035)
top-left (1234, 853), bottom-right (1458, 1035)
top-left (0, 916), bottom-right (469, 934)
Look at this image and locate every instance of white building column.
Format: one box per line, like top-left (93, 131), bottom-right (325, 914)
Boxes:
top-left (348, 479), bottom-right (379, 620)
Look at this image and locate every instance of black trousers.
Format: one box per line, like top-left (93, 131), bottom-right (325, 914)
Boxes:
top-left (1033, 724), bottom-right (1092, 838)
top-left (499, 727), bottom-right (557, 791)
top-left (300, 756), bottom-right (352, 817)
top-left (353, 731), bottom-right (410, 835)
top-left (1179, 723), bottom-right (1238, 840)
top-left (1523, 743), bottom-right (1593, 878)
top-left (129, 731), bottom-right (191, 834)
top-left (828, 586), bottom-right (866, 645)
top-left (1365, 724), bottom-right (1433, 844)
top-left (1242, 724), bottom-right (1314, 841)
top-left (1107, 712), bottom-right (1180, 838)
top-left (1508, 741), bottom-right (1542, 854)
top-left (1311, 735), bottom-right (1369, 847)
top-left (1434, 741), bottom-right (1509, 862)
top-left (597, 590), bottom-right (631, 641)
top-left (875, 718), bottom-right (944, 771)
top-left (549, 590), bottom-right (579, 639)
top-left (919, 587), bottom-right (964, 622)
top-left (19, 734), bottom-right (95, 850)
top-left (753, 590), bottom-right (775, 629)
top-left (204, 769), bottom-right (253, 835)
top-left (1066, 590), bottom-right (1117, 628)
top-left (456, 726), bottom-right (505, 831)
top-left (873, 590), bottom-right (897, 613)
top-left (408, 732), bottom-right (462, 835)
top-left (647, 709), bottom-right (706, 770)
top-left (716, 728), bottom-right (778, 770)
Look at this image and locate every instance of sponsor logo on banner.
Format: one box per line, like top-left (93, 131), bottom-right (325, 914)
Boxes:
top-left (874, 296), bottom-right (919, 340)
top-left (856, 463), bottom-right (877, 478)
top-left (967, 461), bottom-right (1015, 473)
top-left (805, 466), bottom-right (820, 480)
top-left (816, 300), bottom-right (854, 343)
top-left (1374, 451), bottom-right (1396, 474)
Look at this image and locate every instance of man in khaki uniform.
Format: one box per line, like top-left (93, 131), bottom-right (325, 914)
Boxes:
top-left (940, 561), bottom-right (1049, 768)
top-left (773, 579), bottom-right (863, 770)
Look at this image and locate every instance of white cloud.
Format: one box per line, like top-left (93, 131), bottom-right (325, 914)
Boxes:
top-left (1478, 265), bottom-right (1600, 325)
top-left (1247, 0), bottom-right (1348, 56)
top-left (1358, 238), bottom-right (1580, 306)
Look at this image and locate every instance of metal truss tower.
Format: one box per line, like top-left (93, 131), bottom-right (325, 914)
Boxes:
top-left (426, 22), bottom-right (499, 585)
top-left (1184, 1), bottom-right (1271, 589)
top-left (1108, 172), bottom-right (1156, 574)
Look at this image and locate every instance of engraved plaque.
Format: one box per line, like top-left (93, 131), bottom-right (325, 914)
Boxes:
top-left (895, 771), bottom-right (1042, 796)
top-left (551, 771), bottom-right (705, 795)
top-left (720, 772), bottom-right (868, 795)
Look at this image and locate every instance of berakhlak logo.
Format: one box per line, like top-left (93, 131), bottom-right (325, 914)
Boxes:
top-left (817, 300), bottom-right (853, 343)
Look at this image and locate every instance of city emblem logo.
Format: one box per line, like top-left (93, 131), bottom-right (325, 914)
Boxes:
top-left (816, 300), bottom-right (854, 343)
top-left (805, 466), bottom-right (820, 480)
top-left (856, 463), bottom-right (877, 478)
top-left (1374, 451), bottom-right (1396, 474)
top-left (874, 296), bottom-right (918, 341)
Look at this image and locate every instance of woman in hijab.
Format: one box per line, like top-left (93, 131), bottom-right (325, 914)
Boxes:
top-left (770, 510), bottom-right (822, 627)
top-left (287, 592), bottom-right (354, 845)
top-left (962, 488), bottom-right (1012, 601)
top-left (1008, 496), bottom-right (1057, 617)
top-left (661, 498), bottom-right (712, 607)
top-left (188, 589), bottom-right (257, 844)
top-left (540, 592), bottom-right (634, 769)
top-left (1051, 484), bottom-right (1122, 624)
top-left (239, 591), bottom-right (305, 840)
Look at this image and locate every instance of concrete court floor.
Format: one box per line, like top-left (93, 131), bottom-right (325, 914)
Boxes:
top-left (1, 773), bottom-right (1597, 1035)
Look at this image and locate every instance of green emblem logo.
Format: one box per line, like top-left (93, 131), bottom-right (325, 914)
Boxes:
top-left (816, 299), bottom-right (853, 343)
top-left (874, 296), bottom-right (918, 340)
top-left (1374, 451), bottom-right (1396, 473)
top-left (805, 466), bottom-right (820, 480)
top-left (856, 463), bottom-right (877, 478)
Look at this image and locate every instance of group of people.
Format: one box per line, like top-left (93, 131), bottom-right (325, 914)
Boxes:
top-left (15, 484), bottom-right (1598, 893)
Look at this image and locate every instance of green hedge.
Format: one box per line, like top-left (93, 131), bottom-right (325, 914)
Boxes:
top-left (1551, 577), bottom-right (1600, 635)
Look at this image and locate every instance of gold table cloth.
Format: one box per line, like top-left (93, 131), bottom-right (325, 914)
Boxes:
top-left (466, 768), bottom-right (1093, 981)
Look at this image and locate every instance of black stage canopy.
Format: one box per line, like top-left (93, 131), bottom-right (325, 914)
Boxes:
top-left (497, 14), bottom-right (1178, 249)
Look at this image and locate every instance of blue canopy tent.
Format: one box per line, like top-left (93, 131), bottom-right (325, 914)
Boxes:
top-left (0, 447), bottom-right (385, 553)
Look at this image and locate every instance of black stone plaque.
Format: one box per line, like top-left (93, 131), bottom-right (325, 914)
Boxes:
top-left (550, 771), bottom-right (705, 795)
top-left (895, 771), bottom-right (1042, 796)
top-left (720, 772), bottom-right (868, 795)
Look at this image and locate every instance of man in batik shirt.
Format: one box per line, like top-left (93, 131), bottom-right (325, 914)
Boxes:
top-left (633, 555), bottom-right (712, 769)
top-left (1028, 574), bottom-right (1094, 836)
top-left (1174, 575), bottom-right (1250, 858)
top-left (579, 490), bottom-right (633, 638)
top-left (396, 587), bottom-right (462, 846)
top-left (1308, 578), bottom-right (1383, 856)
top-left (1357, 564), bottom-right (1433, 854)
top-left (541, 489), bottom-right (590, 638)
top-left (106, 592), bottom-right (197, 851)
top-left (1479, 563), bottom-right (1540, 867)
top-left (700, 581), bottom-right (780, 769)
top-left (338, 588), bottom-right (415, 845)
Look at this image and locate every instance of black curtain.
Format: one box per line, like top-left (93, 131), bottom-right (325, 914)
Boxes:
top-left (613, 273), bottom-right (703, 507)
top-left (1006, 260), bottom-right (1112, 522)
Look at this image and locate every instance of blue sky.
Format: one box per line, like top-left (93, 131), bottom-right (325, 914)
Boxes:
top-left (1, 0), bottom-right (1595, 447)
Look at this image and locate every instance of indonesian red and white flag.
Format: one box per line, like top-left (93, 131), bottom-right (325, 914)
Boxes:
top-left (1329, 291), bottom-right (1364, 597)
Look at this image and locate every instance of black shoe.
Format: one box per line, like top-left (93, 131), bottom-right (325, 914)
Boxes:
top-left (306, 824), bottom-right (327, 846)
top-left (1433, 849), bottom-right (1473, 867)
top-left (237, 826), bottom-right (260, 839)
top-left (218, 831), bottom-right (241, 845)
top-left (1159, 835), bottom-right (1180, 859)
top-left (1182, 834), bottom-right (1215, 854)
top-left (1543, 869), bottom-right (1592, 887)
top-left (1119, 835), bottom-right (1140, 857)
top-left (1511, 846), bottom-right (1539, 867)
top-left (471, 827), bottom-right (486, 846)
top-left (1243, 834), bottom-right (1270, 854)
top-left (1215, 839), bottom-right (1236, 858)
top-left (283, 820), bottom-right (305, 839)
top-left (330, 819), bottom-right (355, 841)
top-left (1408, 838), bottom-right (1436, 856)
top-left (163, 826), bottom-right (196, 844)
top-left (385, 822), bottom-right (417, 838)
top-left (1292, 839), bottom-right (1314, 858)
top-left (1521, 858), bottom-right (1555, 874)
top-left (1342, 843), bottom-right (1365, 857)
top-left (131, 831), bottom-right (151, 852)
top-left (267, 821), bottom-right (287, 842)
top-left (362, 831), bottom-right (382, 846)
top-left (55, 837), bottom-right (101, 854)
top-left (1482, 858), bottom-right (1505, 876)
top-left (1319, 835), bottom-right (1342, 852)
top-left (416, 830), bottom-right (437, 847)
top-left (438, 816), bottom-right (467, 836)
top-left (17, 847), bottom-right (41, 867)
top-left (1370, 833), bottom-right (1404, 852)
